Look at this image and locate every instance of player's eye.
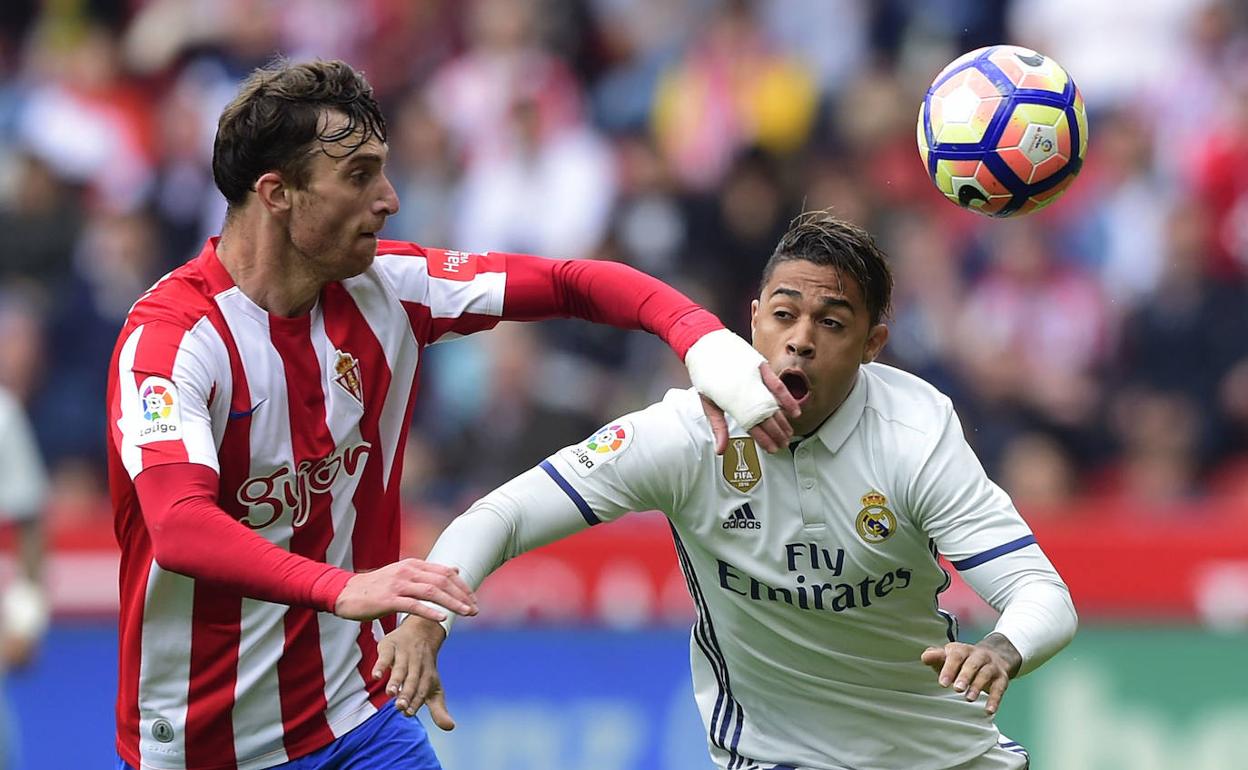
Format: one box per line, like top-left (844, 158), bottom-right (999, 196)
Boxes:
top-left (773, 309), bottom-right (794, 320)
top-left (821, 318), bottom-right (845, 330)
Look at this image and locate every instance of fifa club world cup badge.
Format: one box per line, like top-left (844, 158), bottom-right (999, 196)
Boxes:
top-left (855, 491), bottom-right (897, 544)
top-left (722, 437), bottom-right (762, 493)
top-left (333, 350), bottom-right (364, 406)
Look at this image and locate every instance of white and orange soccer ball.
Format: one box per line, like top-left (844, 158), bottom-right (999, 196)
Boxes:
top-left (917, 45), bottom-right (1088, 217)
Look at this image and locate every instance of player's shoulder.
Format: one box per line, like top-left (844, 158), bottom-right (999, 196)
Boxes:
top-left (368, 240), bottom-right (503, 286)
top-left (860, 362), bottom-right (954, 439)
top-left (124, 258), bottom-right (220, 333)
top-left (557, 388), bottom-right (707, 482)
top-left (603, 388), bottom-right (709, 456)
top-left (373, 239), bottom-right (428, 259)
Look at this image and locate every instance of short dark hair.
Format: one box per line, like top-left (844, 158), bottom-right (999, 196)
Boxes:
top-left (759, 212), bottom-right (893, 326)
top-left (212, 58), bottom-right (387, 208)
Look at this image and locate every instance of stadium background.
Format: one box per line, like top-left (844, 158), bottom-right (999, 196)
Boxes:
top-left (0, 0), bottom-right (1245, 768)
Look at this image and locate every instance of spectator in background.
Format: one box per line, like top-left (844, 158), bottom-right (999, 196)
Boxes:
top-left (1075, 108), bottom-right (1170, 311)
top-left (1093, 389), bottom-right (1205, 511)
top-left (382, 93), bottom-right (458, 248)
top-left (953, 219), bottom-right (1109, 471)
top-left (1112, 202), bottom-right (1241, 465)
top-left (651, 0), bottom-right (817, 190)
top-left (0, 384), bottom-right (48, 770)
top-left (18, 21), bottom-right (155, 212)
top-left (998, 431), bottom-right (1080, 518)
top-left (0, 152), bottom-right (83, 299)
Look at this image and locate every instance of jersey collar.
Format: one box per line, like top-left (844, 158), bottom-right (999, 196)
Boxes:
top-left (810, 368), bottom-right (867, 454)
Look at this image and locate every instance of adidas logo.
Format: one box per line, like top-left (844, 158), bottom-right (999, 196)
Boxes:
top-left (723, 502), bottom-right (761, 530)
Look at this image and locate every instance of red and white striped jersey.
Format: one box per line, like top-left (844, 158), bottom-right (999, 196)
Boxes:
top-left (107, 238), bottom-right (715, 770)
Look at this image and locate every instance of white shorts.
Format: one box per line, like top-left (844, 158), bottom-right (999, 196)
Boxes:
top-left (947, 737), bottom-right (1030, 769)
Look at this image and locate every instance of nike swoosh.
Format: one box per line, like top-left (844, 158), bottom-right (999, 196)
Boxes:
top-left (228, 399), bottom-right (267, 420)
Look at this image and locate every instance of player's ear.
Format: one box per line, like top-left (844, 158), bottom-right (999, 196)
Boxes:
top-left (750, 299), bottom-right (760, 341)
top-left (254, 172), bottom-right (292, 216)
top-left (862, 323), bottom-right (889, 364)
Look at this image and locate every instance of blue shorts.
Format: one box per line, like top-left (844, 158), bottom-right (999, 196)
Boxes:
top-left (116, 704), bottom-right (441, 769)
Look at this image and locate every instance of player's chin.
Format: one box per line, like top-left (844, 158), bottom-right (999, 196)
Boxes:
top-left (346, 238), bottom-right (378, 274)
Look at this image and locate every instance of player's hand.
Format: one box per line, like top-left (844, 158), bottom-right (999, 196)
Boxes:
top-left (701, 363), bottom-right (800, 454)
top-left (921, 633), bottom-right (1022, 716)
top-left (686, 330), bottom-right (800, 453)
top-left (373, 616), bottom-right (455, 730)
top-left (334, 559), bottom-right (478, 622)
top-left (0, 634), bottom-right (38, 668)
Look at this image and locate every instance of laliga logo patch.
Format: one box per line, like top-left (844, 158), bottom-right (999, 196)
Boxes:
top-left (855, 490), bottom-right (897, 544)
top-left (133, 376), bottom-right (183, 445)
top-left (563, 421), bottom-right (632, 477)
top-left (721, 437), bottom-right (762, 493)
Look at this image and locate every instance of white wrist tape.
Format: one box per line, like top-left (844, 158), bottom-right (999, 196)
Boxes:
top-left (685, 329), bottom-right (778, 429)
top-left (3, 579), bottom-right (49, 641)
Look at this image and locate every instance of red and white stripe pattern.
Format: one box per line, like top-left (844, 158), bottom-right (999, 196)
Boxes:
top-left (108, 240), bottom-right (509, 769)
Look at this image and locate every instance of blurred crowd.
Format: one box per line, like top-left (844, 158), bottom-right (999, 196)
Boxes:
top-left (1, 0), bottom-right (1247, 537)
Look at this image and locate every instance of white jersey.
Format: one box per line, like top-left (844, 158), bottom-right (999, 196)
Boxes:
top-left (525, 363), bottom-right (1063, 770)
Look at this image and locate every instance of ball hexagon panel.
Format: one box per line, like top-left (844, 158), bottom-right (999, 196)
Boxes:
top-left (988, 47), bottom-right (1068, 94)
top-left (934, 159), bottom-right (1012, 215)
top-left (930, 67), bottom-right (1003, 145)
top-left (996, 103), bottom-right (1070, 184)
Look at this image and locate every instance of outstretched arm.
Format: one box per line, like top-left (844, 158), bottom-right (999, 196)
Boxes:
top-left (921, 549), bottom-right (1076, 715)
top-left (374, 463), bottom-right (597, 720)
top-left (135, 463), bottom-right (477, 621)
top-left (501, 255), bottom-right (800, 450)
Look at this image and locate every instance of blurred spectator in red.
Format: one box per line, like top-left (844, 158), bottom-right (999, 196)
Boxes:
top-left (18, 22), bottom-right (155, 212)
top-left (1191, 81), bottom-right (1248, 278)
top-left (952, 218), bottom-right (1110, 469)
top-left (427, 0), bottom-right (581, 164)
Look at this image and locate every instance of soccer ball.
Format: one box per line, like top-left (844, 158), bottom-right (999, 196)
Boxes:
top-left (917, 45), bottom-right (1088, 217)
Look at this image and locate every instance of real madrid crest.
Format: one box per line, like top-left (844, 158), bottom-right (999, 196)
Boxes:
top-left (855, 490), bottom-right (896, 544)
top-left (722, 437), bottom-right (762, 493)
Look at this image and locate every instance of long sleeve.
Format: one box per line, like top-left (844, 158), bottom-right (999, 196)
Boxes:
top-left (135, 463), bottom-right (353, 611)
top-left (498, 253), bottom-right (723, 359)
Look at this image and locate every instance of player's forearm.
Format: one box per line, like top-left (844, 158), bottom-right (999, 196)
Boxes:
top-left (424, 465), bottom-right (592, 632)
top-left (15, 516), bottom-right (43, 583)
top-left (499, 253), bottom-right (723, 359)
top-left (989, 579), bottom-right (1077, 676)
top-left (135, 464), bottom-right (351, 611)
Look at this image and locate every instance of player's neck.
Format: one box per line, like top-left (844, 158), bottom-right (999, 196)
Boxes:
top-left (217, 216), bottom-right (322, 318)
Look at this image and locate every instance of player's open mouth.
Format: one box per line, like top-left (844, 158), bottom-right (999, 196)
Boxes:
top-left (779, 369), bottom-right (811, 404)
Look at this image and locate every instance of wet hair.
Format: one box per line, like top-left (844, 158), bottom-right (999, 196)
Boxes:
top-left (759, 211), bottom-right (893, 325)
top-left (212, 58), bottom-right (387, 209)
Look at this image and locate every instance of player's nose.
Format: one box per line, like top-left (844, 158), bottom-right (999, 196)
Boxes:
top-left (375, 173), bottom-right (400, 216)
top-left (786, 319), bottom-right (815, 358)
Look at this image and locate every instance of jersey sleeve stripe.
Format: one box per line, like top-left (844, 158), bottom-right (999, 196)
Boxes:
top-left (950, 534), bottom-right (1038, 571)
top-left (539, 460), bottom-right (600, 525)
